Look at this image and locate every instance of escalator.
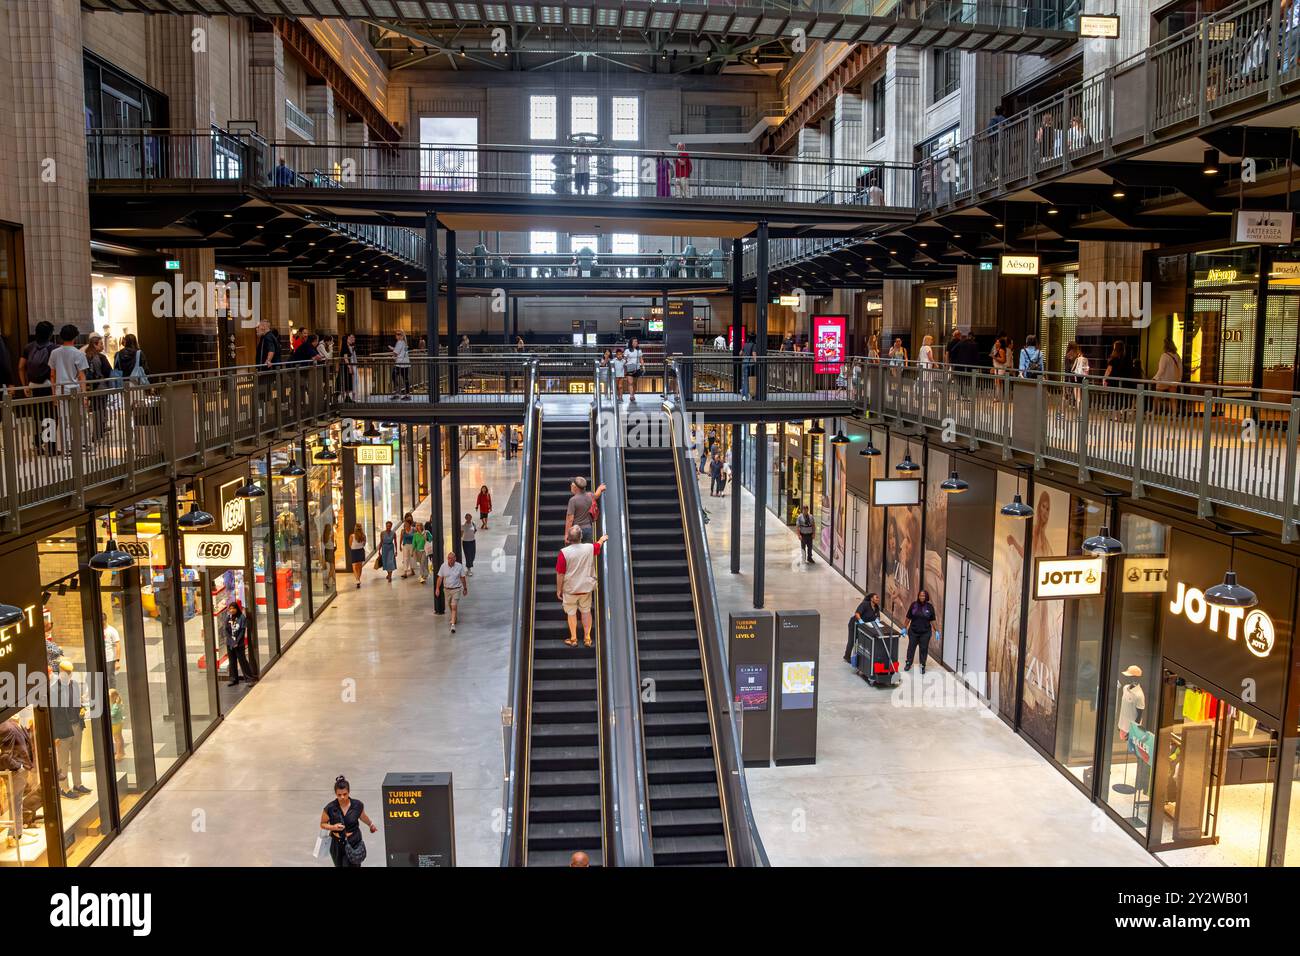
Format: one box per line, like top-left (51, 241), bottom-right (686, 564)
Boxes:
top-left (522, 418), bottom-right (606, 866)
top-left (623, 423), bottom-right (738, 866)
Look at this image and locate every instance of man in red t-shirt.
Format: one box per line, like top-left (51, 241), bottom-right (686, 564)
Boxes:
top-left (556, 527), bottom-right (609, 647)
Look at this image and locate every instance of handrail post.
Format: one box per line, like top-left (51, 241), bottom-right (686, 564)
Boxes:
top-left (1077, 382), bottom-right (1091, 481)
top-left (124, 384), bottom-right (137, 494)
top-left (227, 370), bottom-right (239, 451)
top-left (1283, 397), bottom-right (1300, 543)
top-left (161, 383), bottom-right (178, 479)
top-left (1197, 19), bottom-right (1210, 128)
top-left (1196, 394), bottom-right (1216, 518)
top-left (69, 393), bottom-right (85, 509)
top-left (1, 390), bottom-right (21, 532)
top-left (1000, 377), bottom-right (1012, 460)
top-left (1131, 384), bottom-right (1147, 497)
top-left (275, 368), bottom-right (284, 435)
top-left (1033, 378), bottom-right (1046, 467)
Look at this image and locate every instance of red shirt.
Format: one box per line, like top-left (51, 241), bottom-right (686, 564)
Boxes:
top-left (555, 541), bottom-right (601, 573)
top-left (476, 491), bottom-right (492, 513)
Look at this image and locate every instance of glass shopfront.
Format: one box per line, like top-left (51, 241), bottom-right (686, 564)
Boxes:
top-left (272, 443), bottom-right (310, 644)
top-left (307, 426), bottom-right (342, 606)
top-left (372, 427), bottom-right (405, 531)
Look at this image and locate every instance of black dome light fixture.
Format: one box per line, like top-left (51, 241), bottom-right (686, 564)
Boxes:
top-left (1205, 528), bottom-right (1258, 609)
top-left (807, 421), bottom-right (825, 436)
top-left (859, 437), bottom-right (881, 457)
top-left (895, 453), bottom-right (920, 473)
top-left (89, 537), bottom-right (136, 573)
top-left (0, 603), bottom-right (25, 628)
top-left (1082, 525), bottom-right (1124, 557)
top-left (235, 479), bottom-right (266, 500)
top-left (177, 502), bottom-right (215, 530)
top-left (939, 470), bottom-right (969, 494)
top-left (1000, 466), bottom-right (1034, 519)
top-left (829, 428), bottom-right (850, 445)
top-left (279, 457), bottom-right (307, 478)
top-left (314, 440), bottom-right (338, 462)
top-left (363, 420), bottom-right (381, 438)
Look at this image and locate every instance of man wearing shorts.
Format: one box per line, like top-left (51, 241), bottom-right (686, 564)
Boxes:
top-left (565, 476), bottom-right (606, 544)
top-left (556, 527), bottom-right (607, 648)
top-left (435, 550), bottom-right (469, 633)
top-left (623, 338), bottom-right (644, 400)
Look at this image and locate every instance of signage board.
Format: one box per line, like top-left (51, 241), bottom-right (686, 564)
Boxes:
top-left (729, 611), bottom-right (775, 766)
top-left (336, 292), bottom-right (347, 313)
top-left (1122, 556), bottom-right (1169, 593)
top-left (164, 259), bottom-right (181, 271)
top-left (385, 288), bottom-right (408, 301)
top-left (218, 478), bottom-right (247, 533)
top-left (1033, 556), bottom-right (1105, 600)
top-left (778, 294), bottom-right (801, 307)
top-left (872, 477), bottom-right (921, 506)
top-left (1001, 254), bottom-right (1040, 276)
top-left (735, 663), bottom-right (769, 711)
top-left (382, 772), bottom-right (456, 867)
top-left (924, 296), bottom-right (940, 308)
top-left (1233, 209), bottom-right (1294, 245)
top-left (979, 260), bottom-right (994, 271)
top-left (812, 314), bottom-right (847, 374)
top-left (354, 443), bottom-right (394, 466)
top-left (1270, 261), bottom-right (1300, 280)
top-left (0, 543), bottom-right (45, 698)
top-left (1079, 14), bottom-right (1120, 37)
top-left (182, 532), bottom-right (247, 569)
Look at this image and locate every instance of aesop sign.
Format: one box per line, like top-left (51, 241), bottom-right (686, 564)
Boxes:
top-left (182, 533), bottom-right (247, 569)
top-left (1163, 529), bottom-right (1292, 718)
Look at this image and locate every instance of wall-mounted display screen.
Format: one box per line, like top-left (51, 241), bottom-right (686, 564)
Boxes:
top-left (872, 477), bottom-right (921, 506)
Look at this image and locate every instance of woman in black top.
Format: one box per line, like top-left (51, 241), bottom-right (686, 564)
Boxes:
top-left (904, 589), bottom-right (936, 674)
top-left (340, 333), bottom-right (358, 400)
top-left (291, 334), bottom-right (320, 365)
top-left (113, 333), bottom-right (147, 381)
top-left (846, 592), bottom-right (881, 663)
top-left (320, 775), bottom-right (377, 868)
top-left (223, 600), bottom-right (255, 686)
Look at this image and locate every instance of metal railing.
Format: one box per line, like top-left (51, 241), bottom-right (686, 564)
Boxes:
top-left (857, 358), bottom-right (1300, 537)
top-left (917, 0), bottom-right (1300, 215)
top-left (678, 354), bottom-right (854, 404)
top-left (0, 362), bottom-right (333, 529)
top-left (454, 249), bottom-right (730, 282)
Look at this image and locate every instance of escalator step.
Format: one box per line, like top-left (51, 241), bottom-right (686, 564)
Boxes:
top-left (527, 820), bottom-right (603, 850)
top-left (648, 781), bottom-right (719, 807)
top-left (639, 649), bottom-right (704, 669)
top-left (650, 807), bottom-right (724, 836)
top-left (647, 758), bottom-right (718, 784)
top-left (641, 688), bottom-right (707, 712)
top-left (529, 794), bottom-right (602, 821)
top-left (637, 630), bottom-right (699, 648)
top-left (531, 745), bottom-right (599, 770)
top-left (532, 678), bottom-right (597, 700)
top-left (643, 711), bottom-right (711, 734)
top-left (533, 699), bottom-right (596, 720)
top-left (652, 834), bottom-right (729, 865)
top-left (646, 734), bottom-right (715, 758)
top-left (529, 770), bottom-right (601, 796)
top-left (531, 722), bottom-right (599, 745)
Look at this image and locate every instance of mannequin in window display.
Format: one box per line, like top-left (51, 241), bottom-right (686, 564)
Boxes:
top-left (50, 661), bottom-right (89, 800)
top-left (1113, 664), bottom-right (1149, 798)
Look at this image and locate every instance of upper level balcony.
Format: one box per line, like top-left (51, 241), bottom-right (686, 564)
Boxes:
top-left (917, 0), bottom-right (1300, 217)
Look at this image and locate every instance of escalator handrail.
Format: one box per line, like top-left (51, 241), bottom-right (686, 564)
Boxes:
top-left (499, 359), bottom-right (540, 867)
top-left (592, 365), bottom-right (655, 867)
top-left (662, 359), bottom-right (771, 868)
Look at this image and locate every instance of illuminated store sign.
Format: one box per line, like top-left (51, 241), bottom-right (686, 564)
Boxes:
top-left (1079, 15), bottom-right (1120, 38)
top-left (1121, 556), bottom-right (1169, 593)
top-left (1169, 581), bottom-right (1275, 659)
top-left (1000, 254), bottom-right (1040, 276)
top-left (1033, 556), bottom-right (1104, 599)
top-left (1233, 209), bottom-right (1294, 245)
top-left (354, 443), bottom-right (394, 465)
top-left (182, 533), bottom-right (247, 569)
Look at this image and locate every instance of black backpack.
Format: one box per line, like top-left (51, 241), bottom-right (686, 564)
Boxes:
top-left (24, 342), bottom-right (53, 383)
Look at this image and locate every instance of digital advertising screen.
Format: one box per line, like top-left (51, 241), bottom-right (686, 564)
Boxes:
top-left (812, 314), bottom-right (847, 374)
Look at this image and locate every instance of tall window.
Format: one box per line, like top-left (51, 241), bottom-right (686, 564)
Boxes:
top-left (612, 96), bottom-right (640, 141)
top-left (530, 95), bottom-right (557, 140)
top-left (530, 231), bottom-right (557, 277)
top-left (613, 232), bottom-right (639, 276)
top-left (871, 77), bottom-right (886, 142)
top-left (932, 48), bottom-right (961, 101)
top-left (570, 96), bottom-right (598, 136)
top-left (531, 153), bottom-right (556, 194)
top-left (419, 116), bottom-right (478, 191)
top-left (570, 234), bottom-right (598, 253)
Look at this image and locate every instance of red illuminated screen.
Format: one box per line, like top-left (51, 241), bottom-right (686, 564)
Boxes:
top-left (813, 315), bottom-right (847, 374)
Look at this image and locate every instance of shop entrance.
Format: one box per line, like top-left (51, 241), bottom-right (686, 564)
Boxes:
top-left (1149, 667), bottom-right (1278, 866)
top-left (941, 551), bottom-right (991, 696)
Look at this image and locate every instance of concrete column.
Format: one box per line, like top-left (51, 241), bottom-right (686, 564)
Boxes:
top-left (957, 263), bottom-right (999, 334)
top-left (147, 15), bottom-right (215, 161)
top-left (795, 127), bottom-right (824, 202)
top-left (250, 30), bottom-right (286, 142)
top-left (258, 266), bottom-right (291, 336)
top-left (1076, 240), bottom-right (1155, 339)
top-left (884, 48), bottom-right (923, 166)
top-left (882, 279), bottom-right (917, 343)
top-left (310, 278), bottom-right (338, 333)
top-left (6, 0), bottom-right (92, 332)
top-left (959, 52), bottom-right (1009, 141)
top-left (832, 90), bottom-right (864, 198)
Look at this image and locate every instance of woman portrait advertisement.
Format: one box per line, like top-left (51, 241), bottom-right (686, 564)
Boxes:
top-left (884, 508), bottom-right (920, 624)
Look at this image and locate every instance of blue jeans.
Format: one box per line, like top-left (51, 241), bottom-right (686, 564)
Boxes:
top-left (740, 362), bottom-right (754, 398)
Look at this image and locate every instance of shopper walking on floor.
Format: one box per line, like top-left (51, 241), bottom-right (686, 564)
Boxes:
top-left (476, 484), bottom-right (492, 529)
top-left (460, 513), bottom-right (477, 576)
top-left (321, 775), bottom-right (377, 868)
top-left (399, 513), bottom-right (418, 579)
top-left (349, 524), bottom-right (366, 588)
top-left (378, 521), bottom-right (398, 582)
top-left (411, 522), bottom-right (429, 583)
top-left (903, 589), bottom-right (936, 674)
top-left (709, 452), bottom-right (724, 497)
top-left (565, 476), bottom-right (606, 543)
top-left (796, 505), bottom-right (816, 564)
top-left (435, 550), bottom-right (469, 633)
top-left (846, 591), bottom-right (882, 663)
top-left (557, 526), bottom-right (608, 648)
top-left (224, 600), bottom-right (254, 686)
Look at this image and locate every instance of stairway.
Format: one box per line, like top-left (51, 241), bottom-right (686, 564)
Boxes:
top-left (525, 419), bottom-right (604, 867)
top-left (624, 437), bottom-right (729, 866)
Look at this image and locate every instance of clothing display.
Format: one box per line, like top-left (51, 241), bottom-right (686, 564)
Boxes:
top-left (1117, 682), bottom-right (1146, 740)
top-left (1181, 687), bottom-right (1219, 722)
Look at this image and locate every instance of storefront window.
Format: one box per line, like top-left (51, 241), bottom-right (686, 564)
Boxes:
top-left (272, 445), bottom-right (309, 644)
top-left (246, 459), bottom-right (275, 675)
top-left (828, 428), bottom-right (843, 570)
top-left (176, 487), bottom-right (217, 742)
top-left (1188, 246), bottom-right (1260, 388)
top-left (354, 452), bottom-right (375, 553)
top-left (1099, 513), bottom-right (1168, 836)
top-left (307, 429), bottom-right (340, 608)
top-left (0, 706), bottom-right (50, 866)
top-left (39, 525), bottom-right (113, 866)
top-left (883, 438), bottom-right (923, 627)
top-left (987, 471), bottom-right (1026, 721)
top-left (97, 497), bottom-right (187, 819)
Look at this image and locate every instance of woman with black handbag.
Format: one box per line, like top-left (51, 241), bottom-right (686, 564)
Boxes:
top-left (321, 775), bottom-right (377, 868)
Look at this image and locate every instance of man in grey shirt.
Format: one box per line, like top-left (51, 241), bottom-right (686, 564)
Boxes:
top-left (564, 476), bottom-right (607, 543)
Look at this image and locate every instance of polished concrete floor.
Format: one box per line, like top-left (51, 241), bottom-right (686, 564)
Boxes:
top-left (98, 438), bottom-right (1157, 867)
top-left (698, 470), bottom-right (1158, 867)
top-left (96, 449), bottom-right (522, 867)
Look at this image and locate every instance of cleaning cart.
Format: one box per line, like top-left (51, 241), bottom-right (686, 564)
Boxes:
top-left (852, 618), bottom-right (900, 687)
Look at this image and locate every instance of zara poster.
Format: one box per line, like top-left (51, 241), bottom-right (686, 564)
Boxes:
top-left (812, 314), bottom-right (847, 374)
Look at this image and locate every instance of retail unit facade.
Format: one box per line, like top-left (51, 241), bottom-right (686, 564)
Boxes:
top-left (0, 432), bottom-right (348, 867)
top-left (775, 413), bottom-right (1300, 866)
